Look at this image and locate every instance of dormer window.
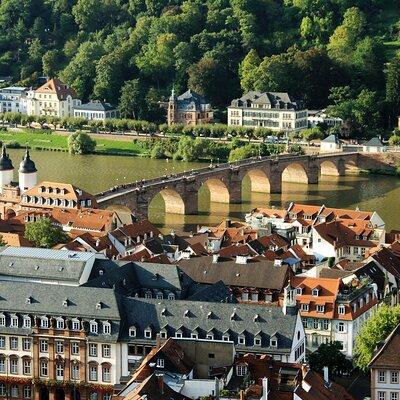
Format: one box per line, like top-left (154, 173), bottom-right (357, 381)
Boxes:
top-left (175, 330), bottom-right (183, 338)
top-left (238, 335), bottom-right (245, 345)
top-left (129, 326), bottom-right (136, 337)
top-left (270, 338), bottom-right (277, 347)
top-left (316, 305), bottom-right (325, 313)
top-left (10, 315), bottom-right (18, 327)
top-left (359, 298), bottom-right (364, 308)
top-left (301, 303), bottom-right (309, 312)
top-left (144, 327), bottom-right (152, 339)
top-left (312, 288), bottom-right (320, 297)
top-left (296, 288), bottom-right (303, 295)
top-left (0, 314), bottom-right (5, 326)
top-left (206, 332), bottom-right (214, 340)
top-left (191, 332), bottom-right (198, 339)
top-left (254, 337), bottom-right (261, 346)
top-left (56, 318), bottom-right (65, 330)
top-left (160, 330), bottom-right (167, 339)
top-left (338, 305), bottom-right (346, 315)
top-left (96, 302), bottom-right (103, 310)
top-left (62, 299), bottom-right (69, 307)
top-left (41, 316), bottom-right (48, 328)
top-left (102, 322), bottom-right (111, 335)
top-left (71, 319), bottom-right (80, 331)
top-left (168, 293), bottom-right (175, 300)
top-left (23, 315), bottom-right (31, 328)
top-left (90, 321), bottom-right (98, 334)
top-left (236, 364), bottom-right (248, 376)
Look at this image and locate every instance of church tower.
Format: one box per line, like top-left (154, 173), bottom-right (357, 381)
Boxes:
top-left (0, 146), bottom-right (14, 192)
top-left (283, 281), bottom-right (297, 315)
top-left (167, 88), bottom-right (178, 126)
top-left (19, 149), bottom-right (37, 192)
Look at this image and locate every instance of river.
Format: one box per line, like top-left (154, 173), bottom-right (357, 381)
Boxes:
top-left (7, 149), bottom-right (400, 231)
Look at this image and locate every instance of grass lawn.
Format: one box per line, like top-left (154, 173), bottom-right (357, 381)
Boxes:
top-left (0, 129), bottom-right (147, 156)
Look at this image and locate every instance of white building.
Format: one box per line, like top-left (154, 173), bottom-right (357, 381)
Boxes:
top-left (227, 91), bottom-right (308, 134)
top-left (27, 78), bottom-right (81, 117)
top-left (0, 87), bottom-right (27, 114)
top-left (74, 100), bottom-right (119, 120)
top-left (363, 137), bottom-right (386, 153)
top-left (308, 109), bottom-right (342, 128)
top-left (320, 134), bottom-right (342, 152)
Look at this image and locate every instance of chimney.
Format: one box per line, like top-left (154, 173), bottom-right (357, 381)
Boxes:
top-left (323, 366), bottom-right (329, 385)
top-left (155, 333), bottom-right (161, 348)
top-left (157, 374), bottom-right (164, 395)
top-left (262, 377), bottom-right (269, 400)
top-left (212, 253), bottom-right (219, 263)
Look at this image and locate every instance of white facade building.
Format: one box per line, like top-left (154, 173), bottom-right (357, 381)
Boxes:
top-left (320, 134), bottom-right (342, 152)
top-left (74, 101), bottom-right (119, 120)
top-left (227, 91), bottom-right (308, 134)
top-left (0, 87), bottom-right (27, 114)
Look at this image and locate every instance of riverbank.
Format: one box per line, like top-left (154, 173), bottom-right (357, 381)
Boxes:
top-left (0, 129), bottom-right (148, 156)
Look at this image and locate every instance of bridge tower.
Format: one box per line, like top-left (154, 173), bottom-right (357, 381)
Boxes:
top-left (167, 88), bottom-right (178, 126)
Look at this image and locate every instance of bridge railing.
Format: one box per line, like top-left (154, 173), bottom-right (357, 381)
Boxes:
top-left (95, 151), bottom-right (360, 200)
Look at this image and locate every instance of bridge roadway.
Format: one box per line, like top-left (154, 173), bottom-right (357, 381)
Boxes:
top-left (95, 151), bottom-right (360, 218)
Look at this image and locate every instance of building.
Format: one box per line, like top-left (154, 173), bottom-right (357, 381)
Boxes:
top-left (290, 275), bottom-right (378, 357)
top-left (27, 78), bottom-right (81, 117)
top-left (73, 101), bottom-right (119, 121)
top-left (167, 89), bottom-right (213, 126)
top-left (320, 134), bottom-right (342, 152)
top-left (0, 87), bottom-right (27, 114)
top-left (369, 323), bottom-right (400, 400)
top-left (227, 91), bottom-right (308, 134)
top-left (308, 109), bottom-right (343, 128)
top-left (363, 137), bottom-right (386, 153)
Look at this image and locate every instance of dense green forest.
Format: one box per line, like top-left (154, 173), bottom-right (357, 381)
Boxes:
top-left (0, 0), bottom-right (400, 136)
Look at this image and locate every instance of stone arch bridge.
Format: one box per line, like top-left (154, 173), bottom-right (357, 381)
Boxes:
top-left (96, 152), bottom-right (359, 219)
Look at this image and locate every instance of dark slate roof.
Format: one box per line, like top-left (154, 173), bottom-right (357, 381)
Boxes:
top-left (121, 297), bottom-right (298, 352)
top-left (19, 149), bottom-right (37, 173)
top-left (322, 134), bottom-right (340, 144)
top-left (178, 256), bottom-right (290, 291)
top-left (176, 90), bottom-right (209, 111)
top-left (0, 247), bottom-right (95, 284)
top-left (0, 281), bottom-right (121, 321)
top-left (230, 91), bottom-right (302, 110)
top-left (74, 101), bottom-right (117, 112)
top-left (186, 280), bottom-right (234, 302)
top-left (0, 146), bottom-right (13, 171)
top-left (369, 323), bottom-right (400, 369)
top-left (363, 137), bottom-right (384, 147)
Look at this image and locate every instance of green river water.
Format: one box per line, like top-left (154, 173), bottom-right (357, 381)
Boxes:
top-left (7, 149), bottom-right (400, 231)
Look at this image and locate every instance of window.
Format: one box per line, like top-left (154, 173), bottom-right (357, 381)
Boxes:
top-left (56, 341), bottom-right (64, 354)
top-left (56, 364), bottom-right (64, 380)
top-left (0, 383), bottom-right (5, 396)
top-left (10, 315), bottom-right (18, 327)
top-left (175, 331), bottom-right (182, 338)
top-left (222, 335), bottom-right (230, 341)
top-left (10, 358), bottom-right (18, 374)
top-left (338, 305), bottom-right (346, 315)
top-left (71, 342), bottom-right (79, 355)
top-left (90, 321), bottom-right (98, 334)
top-left (0, 314), bottom-right (5, 326)
top-left (160, 331), bottom-right (167, 339)
top-left (89, 364), bottom-right (98, 381)
top-left (23, 316), bottom-right (31, 328)
top-left (378, 392), bottom-right (386, 400)
top-left (338, 322), bottom-right (345, 333)
top-left (236, 364), bottom-right (248, 376)
top-left (102, 345), bottom-right (111, 358)
top-left (254, 338), bottom-right (261, 346)
top-left (40, 361), bottom-right (48, 377)
top-left (378, 370), bottom-right (386, 383)
top-left (191, 333), bottom-right (198, 339)
top-left (24, 339), bottom-right (32, 352)
top-left (23, 359), bottom-right (31, 375)
top-left (296, 288), bottom-right (303, 295)
top-left (390, 371), bottom-right (399, 384)
top-left (72, 319), bottom-right (80, 331)
top-left (71, 363), bottom-right (79, 380)
top-left (238, 336), bottom-right (245, 345)
top-left (156, 359), bottom-right (164, 368)
top-left (317, 305), bottom-right (325, 313)
top-left (56, 318), bottom-right (64, 330)
top-left (102, 322), bottom-right (111, 335)
top-left (270, 338), bottom-right (277, 347)
top-left (40, 317), bottom-right (48, 328)
top-left (0, 337), bottom-right (4, 349)
top-left (390, 393), bottom-right (398, 400)
top-left (312, 289), bottom-right (319, 297)
top-left (103, 394), bottom-right (111, 400)
top-left (0, 358), bottom-right (4, 373)
top-left (323, 320), bottom-right (329, 330)
top-left (128, 327), bottom-right (136, 337)
top-left (89, 344), bottom-right (98, 357)
top-left (144, 328), bottom-right (152, 339)
top-left (24, 386), bottom-right (31, 399)
top-left (11, 385), bottom-right (19, 398)
top-left (40, 340), bottom-right (48, 353)
top-left (10, 337), bottom-right (18, 350)
top-left (102, 365), bottom-right (111, 382)
top-left (313, 319), bottom-right (319, 329)
top-left (301, 304), bottom-right (309, 312)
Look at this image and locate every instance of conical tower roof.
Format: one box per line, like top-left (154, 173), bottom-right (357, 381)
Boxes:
top-left (0, 146), bottom-right (14, 171)
top-left (19, 149), bottom-right (37, 174)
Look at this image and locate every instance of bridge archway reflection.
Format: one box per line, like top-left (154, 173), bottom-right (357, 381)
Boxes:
top-left (282, 163), bottom-right (309, 184)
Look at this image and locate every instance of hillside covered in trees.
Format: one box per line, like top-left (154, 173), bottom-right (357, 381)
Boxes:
top-left (1, 0), bottom-right (400, 135)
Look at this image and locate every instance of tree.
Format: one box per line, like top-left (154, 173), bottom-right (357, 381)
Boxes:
top-left (386, 55), bottom-right (400, 124)
top-left (309, 341), bottom-right (353, 376)
top-left (354, 305), bottom-right (400, 371)
top-left (24, 218), bottom-right (68, 248)
top-left (239, 49), bottom-right (261, 92)
top-left (68, 131), bottom-right (96, 154)
top-left (119, 79), bottom-right (142, 119)
top-left (42, 50), bottom-right (61, 78)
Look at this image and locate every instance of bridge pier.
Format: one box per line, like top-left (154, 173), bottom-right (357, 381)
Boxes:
top-left (269, 174), bottom-right (282, 194)
top-left (183, 191), bottom-right (198, 214)
top-left (308, 166), bottom-right (319, 184)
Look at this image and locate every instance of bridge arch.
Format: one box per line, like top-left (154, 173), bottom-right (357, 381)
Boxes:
top-left (243, 169), bottom-right (270, 193)
top-left (200, 178), bottom-right (230, 203)
top-left (282, 162), bottom-right (309, 184)
top-left (319, 160), bottom-right (340, 176)
top-left (149, 188), bottom-right (186, 214)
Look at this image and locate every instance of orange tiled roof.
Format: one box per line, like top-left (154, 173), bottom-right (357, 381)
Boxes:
top-left (35, 78), bottom-right (77, 100)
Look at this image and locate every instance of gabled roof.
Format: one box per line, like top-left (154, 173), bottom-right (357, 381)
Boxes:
top-left (74, 100), bottom-right (116, 112)
top-left (322, 134), bottom-right (340, 144)
top-left (363, 137), bottom-right (385, 147)
top-left (369, 323), bottom-right (400, 369)
top-left (35, 78), bottom-right (77, 100)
